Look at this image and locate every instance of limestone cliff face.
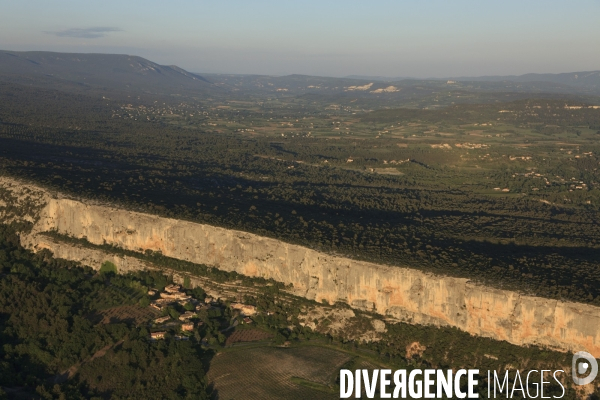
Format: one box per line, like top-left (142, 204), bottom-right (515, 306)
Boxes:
top-left (27, 232), bottom-right (220, 298)
top-left (19, 197), bottom-right (600, 357)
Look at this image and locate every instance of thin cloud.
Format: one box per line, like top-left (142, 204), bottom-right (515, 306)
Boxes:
top-left (46, 27), bottom-right (122, 39)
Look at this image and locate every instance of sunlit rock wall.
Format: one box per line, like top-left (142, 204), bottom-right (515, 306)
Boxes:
top-left (3, 176), bottom-right (596, 357)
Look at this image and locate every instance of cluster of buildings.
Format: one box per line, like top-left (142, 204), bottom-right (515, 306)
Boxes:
top-left (382, 159), bottom-right (410, 165)
top-left (148, 283), bottom-right (259, 341)
top-left (149, 284), bottom-right (194, 312)
top-left (455, 143), bottom-right (489, 149)
top-left (149, 284), bottom-right (203, 340)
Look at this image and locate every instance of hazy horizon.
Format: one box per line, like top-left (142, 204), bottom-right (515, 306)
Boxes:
top-left (2, 0), bottom-right (600, 78)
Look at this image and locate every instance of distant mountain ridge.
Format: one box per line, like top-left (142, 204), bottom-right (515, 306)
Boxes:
top-left (0, 50), bottom-right (214, 94)
top-left (1, 50), bottom-right (598, 98)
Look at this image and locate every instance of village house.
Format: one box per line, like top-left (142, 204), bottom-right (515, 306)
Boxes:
top-left (150, 298), bottom-right (173, 311)
top-left (150, 302), bottom-right (167, 311)
top-left (164, 284), bottom-right (181, 293)
top-left (179, 311), bottom-right (196, 321)
top-left (154, 316), bottom-right (170, 324)
top-left (181, 322), bottom-right (194, 332)
top-left (150, 331), bottom-right (166, 340)
top-left (160, 291), bottom-right (190, 301)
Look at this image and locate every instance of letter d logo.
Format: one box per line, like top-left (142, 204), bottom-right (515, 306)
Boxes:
top-left (572, 351), bottom-right (598, 385)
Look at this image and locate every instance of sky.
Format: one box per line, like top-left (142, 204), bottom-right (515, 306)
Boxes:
top-left (1, 0), bottom-right (599, 78)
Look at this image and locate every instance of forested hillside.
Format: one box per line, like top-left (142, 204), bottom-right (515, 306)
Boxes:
top-left (2, 81), bottom-right (600, 305)
top-left (0, 51), bottom-right (214, 96)
top-left (0, 225), bottom-right (209, 399)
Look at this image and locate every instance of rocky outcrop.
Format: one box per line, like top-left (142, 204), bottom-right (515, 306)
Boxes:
top-left (0, 176), bottom-right (50, 225)
top-left (3, 176), bottom-right (599, 356)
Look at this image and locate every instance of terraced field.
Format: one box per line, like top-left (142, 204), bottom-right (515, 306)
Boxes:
top-left (89, 305), bottom-right (160, 325)
top-left (224, 328), bottom-right (273, 346)
top-left (206, 346), bottom-right (351, 400)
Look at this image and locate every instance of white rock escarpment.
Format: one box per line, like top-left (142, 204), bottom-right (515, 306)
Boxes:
top-left (2, 177), bottom-right (599, 357)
